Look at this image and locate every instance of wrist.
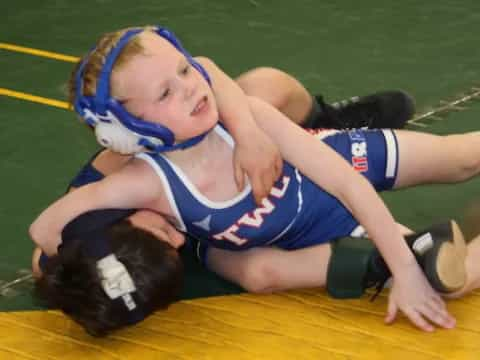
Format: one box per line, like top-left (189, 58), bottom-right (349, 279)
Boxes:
top-left (389, 251), bottom-right (418, 276)
top-left (225, 116), bottom-right (255, 136)
top-left (379, 236), bottom-right (416, 272)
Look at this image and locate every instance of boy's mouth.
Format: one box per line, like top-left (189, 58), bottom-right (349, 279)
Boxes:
top-left (191, 95), bottom-right (208, 116)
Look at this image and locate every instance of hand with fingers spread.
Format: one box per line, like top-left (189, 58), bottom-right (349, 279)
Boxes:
top-left (386, 261), bottom-right (456, 332)
top-left (233, 125), bottom-right (283, 205)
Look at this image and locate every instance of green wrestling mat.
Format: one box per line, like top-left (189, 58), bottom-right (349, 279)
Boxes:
top-left (1, 0), bottom-right (480, 357)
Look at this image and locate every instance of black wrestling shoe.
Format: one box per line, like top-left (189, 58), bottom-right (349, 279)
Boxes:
top-left (368, 220), bottom-right (467, 300)
top-left (314, 90), bottom-right (415, 129)
top-left (407, 220), bottom-right (467, 293)
top-left (327, 220), bottom-right (466, 300)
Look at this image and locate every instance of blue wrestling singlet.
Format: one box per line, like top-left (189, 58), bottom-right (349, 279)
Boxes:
top-left (39, 127), bottom-right (399, 270)
top-left (135, 126), bottom-right (399, 253)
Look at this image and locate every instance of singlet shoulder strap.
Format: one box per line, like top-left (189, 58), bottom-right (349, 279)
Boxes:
top-left (134, 152), bottom-right (187, 232)
top-left (68, 149), bottom-right (105, 189)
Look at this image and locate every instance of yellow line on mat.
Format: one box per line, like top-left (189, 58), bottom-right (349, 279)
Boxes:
top-left (0, 88), bottom-right (69, 110)
top-left (0, 43), bottom-right (79, 63)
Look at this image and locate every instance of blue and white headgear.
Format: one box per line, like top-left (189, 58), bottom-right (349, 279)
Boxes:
top-left (74, 26), bottom-right (212, 154)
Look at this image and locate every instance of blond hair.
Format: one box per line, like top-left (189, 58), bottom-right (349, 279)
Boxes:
top-left (67, 26), bottom-right (157, 106)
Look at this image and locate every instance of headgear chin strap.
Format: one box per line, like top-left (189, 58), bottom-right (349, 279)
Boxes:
top-left (74, 26), bottom-right (212, 154)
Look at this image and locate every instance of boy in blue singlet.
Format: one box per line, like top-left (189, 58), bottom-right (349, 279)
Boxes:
top-left (30, 25), bottom-right (480, 335)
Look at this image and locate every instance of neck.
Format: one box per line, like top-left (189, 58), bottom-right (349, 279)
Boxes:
top-left (163, 127), bottom-right (224, 165)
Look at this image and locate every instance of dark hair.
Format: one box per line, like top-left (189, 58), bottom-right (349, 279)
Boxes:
top-left (35, 219), bottom-right (183, 337)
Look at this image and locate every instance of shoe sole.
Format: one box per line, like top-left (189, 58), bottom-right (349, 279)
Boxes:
top-left (430, 220), bottom-right (467, 292)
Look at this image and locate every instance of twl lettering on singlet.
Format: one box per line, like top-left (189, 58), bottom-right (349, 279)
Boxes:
top-left (213, 176), bottom-right (291, 245)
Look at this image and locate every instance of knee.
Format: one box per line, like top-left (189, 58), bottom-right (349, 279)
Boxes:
top-left (449, 135), bottom-right (480, 181)
top-left (237, 67), bottom-right (288, 88)
top-left (238, 254), bottom-right (280, 294)
top-left (457, 158), bottom-right (480, 181)
top-left (236, 67), bottom-right (299, 109)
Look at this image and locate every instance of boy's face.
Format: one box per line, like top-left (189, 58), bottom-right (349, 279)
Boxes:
top-left (111, 31), bottom-right (218, 143)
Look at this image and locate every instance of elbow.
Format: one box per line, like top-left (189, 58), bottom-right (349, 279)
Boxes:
top-left (28, 220), bottom-right (55, 256)
top-left (28, 221), bottom-right (41, 247)
top-left (31, 247), bottom-right (44, 279)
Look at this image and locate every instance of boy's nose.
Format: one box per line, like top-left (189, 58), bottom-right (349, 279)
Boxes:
top-left (184, 81), bottom-right (195, 100)
top-left (179, 73), bottom-right (197, 99)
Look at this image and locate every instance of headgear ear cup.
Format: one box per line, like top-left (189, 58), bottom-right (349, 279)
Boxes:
top-left (95, 121), bottom-right (144, 155)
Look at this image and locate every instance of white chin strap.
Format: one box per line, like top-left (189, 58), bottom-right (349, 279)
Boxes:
top-left (95, 121), bottom-right (145, 155)
top-left (91, 111), bottom-right (165, 155)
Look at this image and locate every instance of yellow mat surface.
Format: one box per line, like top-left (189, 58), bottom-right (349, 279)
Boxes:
top-left (0, 289), bottom-right (479, 359)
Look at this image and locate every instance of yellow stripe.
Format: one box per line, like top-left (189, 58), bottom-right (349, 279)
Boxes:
top-left (0, 88), bottom-right (70, 110)
top-left (0, 42), bottom-right (79, 63)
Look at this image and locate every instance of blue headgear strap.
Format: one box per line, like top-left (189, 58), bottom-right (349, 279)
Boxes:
top-left (60, 208), bottom-right (145, 325)
top-left (74, 26), bottom-right (212, 153)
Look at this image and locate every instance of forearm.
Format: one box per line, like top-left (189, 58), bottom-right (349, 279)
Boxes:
top-left (196, 57), bottom-right (256, 137)
top-left (29, 162), bottom-right (157, 256)
top-left (293, 145), bottom-right (416, 273)
top-left (248, 96), bottom-right (416, 275)
top-left (339, 177), bottom-right (416, 273)
top-left (196, 57), bottom-right (283, 203)
top-left (29, 184), bottom-right (104, 255)
top-left (298, 148), bottom-right (415, 273)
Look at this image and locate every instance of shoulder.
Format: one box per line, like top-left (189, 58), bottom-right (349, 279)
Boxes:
top-left (119, 157), bottom-right (160, 188)
top-left (92, 149), bottom-right (132, 175)
top-left (126, 156), bottom-right (175, 214)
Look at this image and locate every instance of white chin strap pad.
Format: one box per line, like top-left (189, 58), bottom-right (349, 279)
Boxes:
top-left (95, 121), bottom-right (145, 154)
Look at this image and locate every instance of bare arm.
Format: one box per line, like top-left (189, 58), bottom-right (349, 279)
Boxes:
top-left (196, 57), bottom-right (282, 203)
top-left (247, 96), bottom-right (415, 272)
top-left (29, 159), bottom-right (161, 256)
top-left (31, 151), bottom-right (184, 274)
top-left (247, 96), bottom-right (452, 331)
